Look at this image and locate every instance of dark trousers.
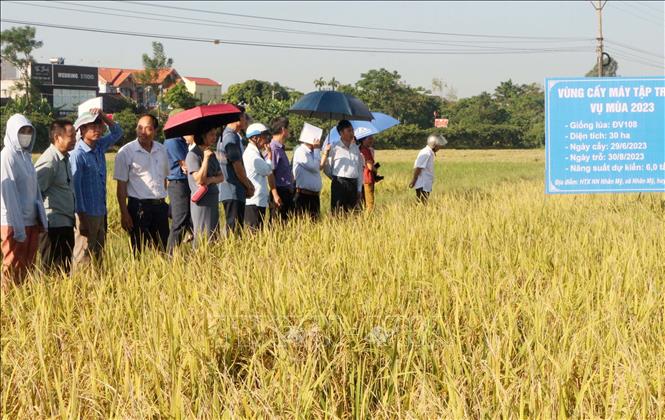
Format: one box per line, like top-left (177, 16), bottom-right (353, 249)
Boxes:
top-left (223, 199), bottom-right (245, 235)
top-left (416, 188), bottom-right (430, 204)
top-left (294, 190), bottom-right (320, 220)
top-left (166, 180), bottom-right (192, 253)
top-left (270, 186), bottom-right (295, 223)
top-left (244, 205), bottom-right (267, 232)
top-left (39, 226), bottom-right (74, 273)
top-left (127, 197), bottom-right (170, 253)
top-left (331, 176), bottom-right (359, 214)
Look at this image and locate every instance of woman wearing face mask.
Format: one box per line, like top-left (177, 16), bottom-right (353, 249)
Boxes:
top-left (1, 114), bottom-right (48, 288)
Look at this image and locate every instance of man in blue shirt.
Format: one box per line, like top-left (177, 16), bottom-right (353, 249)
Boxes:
top-left (70, 108), bottom-right (123, 269)
top-left (216, 105), bottom-right (254, 235)
top-left (164, 134), bottom-right (194, 253)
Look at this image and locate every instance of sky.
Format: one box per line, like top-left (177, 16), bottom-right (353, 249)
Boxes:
top-left (1, 1), bottom-right (663, 98)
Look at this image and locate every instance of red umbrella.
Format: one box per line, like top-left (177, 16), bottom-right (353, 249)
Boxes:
top-left (163, 104), bottom-right (242, 137)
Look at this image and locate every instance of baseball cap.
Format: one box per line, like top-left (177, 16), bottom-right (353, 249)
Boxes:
top-left (245, 122), bottom-right (270, 138)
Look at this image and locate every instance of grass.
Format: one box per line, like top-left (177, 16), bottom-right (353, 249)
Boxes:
top-left (2, 149), bottom-right (664, 418)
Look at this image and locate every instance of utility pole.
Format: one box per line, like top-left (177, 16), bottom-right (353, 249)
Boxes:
top-left (591, 1), bottom-right (607, 77)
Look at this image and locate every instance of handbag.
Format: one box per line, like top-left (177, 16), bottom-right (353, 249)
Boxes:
top-left (191, 184), bottom-right (209, 203)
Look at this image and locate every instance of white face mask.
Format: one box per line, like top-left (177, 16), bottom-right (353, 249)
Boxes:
top-left (18, 133), bottom-right (32, 148)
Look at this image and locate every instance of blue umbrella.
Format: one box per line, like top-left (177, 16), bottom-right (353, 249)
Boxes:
top-left (289, 91), bottom-right (374, 121)
top-left (326, 112), bottom-right (400, 144)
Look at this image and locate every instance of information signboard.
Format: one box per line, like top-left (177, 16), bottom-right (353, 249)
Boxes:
top-left (545, 77), bottom-right (664, 193)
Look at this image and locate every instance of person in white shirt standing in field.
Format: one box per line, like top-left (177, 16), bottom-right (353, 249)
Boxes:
top-left (243, 123), bottom-right (274, 232)
top-left (114, 114), bottom-right (170, 253)
top-left (322, 120), bottom-right (364, 215)
top-left (409, 134), bottom-right (447, 204)
top-left (292, 135), bottom-right (323, 220)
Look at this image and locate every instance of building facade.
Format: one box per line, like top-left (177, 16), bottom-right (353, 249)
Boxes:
top-left (31, 62), bottom-right (99, 117)
top-left (182, 76), bottom-right (223, 104)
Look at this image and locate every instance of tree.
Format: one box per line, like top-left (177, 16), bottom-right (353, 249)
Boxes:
top-left (223, 80), bottom-right (291, 105)
top-left (493, 81), bottom-right (545, 147)
top-left (313, 77), bottom-right (326, 91)
top-left (585, 54), bottom-right (619, 77)
top-left (328, 77), bottom-right (340, 91)
top-left (0, 26), bottom-right (43, 109)
top-left (447, 92), bottom-right (509, 126)
top-left (352, 68), bottom-right (441, 127)
top-left (162, 83), bottom-right (199, 110)
top-left (136, 42), bottom-right (173, 108)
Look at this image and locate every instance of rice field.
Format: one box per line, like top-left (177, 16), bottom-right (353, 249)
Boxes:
top-left (1, 149), bottom-right (664, 418)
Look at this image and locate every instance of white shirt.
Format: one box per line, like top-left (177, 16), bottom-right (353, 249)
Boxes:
top-left (413, 146), bottom-right (436, 192)
top-left (324, 141), bottom-right (363, 192)
top-left (243, 142), bottom-right (273, 207)
top-left (292, 144), bottom-right (322, 192)
top-left (113, 139), bottom-right (169, 199)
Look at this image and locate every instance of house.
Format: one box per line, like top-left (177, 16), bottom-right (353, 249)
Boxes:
top-left (98, 67), bottom-right (137, 100)
top-left (98, 67), bottom-right (181, 108)
top-left (181, 76), bottom-right (223, 104)
top-left (0, 61), bottom-right (20, 105)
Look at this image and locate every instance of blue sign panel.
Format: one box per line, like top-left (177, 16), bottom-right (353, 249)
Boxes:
top-left (545, 77), bottom-right (665, 194)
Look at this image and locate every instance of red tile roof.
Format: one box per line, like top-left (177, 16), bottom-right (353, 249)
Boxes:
top-left (98, 67), bottom-right (179, 86)
top-left (132, 68), bottom-right (179, 84)
top-left (184, 76), bottom-right (221, 86)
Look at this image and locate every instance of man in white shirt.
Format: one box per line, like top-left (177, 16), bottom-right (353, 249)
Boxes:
top-left (114, 114), bottom-right (170, 252)
top-left (322, 120), bottom-right (364, 214)
top-left (292, 135), bottom-right (323, 219)
top-left (409, 134), bottom-right (447, 203)
top-left (243, 123), bottom-right (274, 231)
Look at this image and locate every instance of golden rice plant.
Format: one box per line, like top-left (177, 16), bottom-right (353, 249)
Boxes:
top-left (1, 150), bottom-right (663, 418)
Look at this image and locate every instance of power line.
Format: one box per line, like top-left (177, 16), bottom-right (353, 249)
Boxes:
top-left (606, 46), bottom-right (665, 68)
top-left (609, 47), bottom-right (664, 66)
top-left (611, 52), bottom-right (665, 70)
top-left (53, 1), bottom-right (587, 45)
top-left (7, 0), bottom-right (593, 52)
top-left (0, 19), bottom-right (593, 55)
top-left (604, 40), bottom-right (664, 60)
top-left (123, 0), bottom-right (592, 41)
top-left (628, 1), bottom-right (665, 16)
top-left (634, 1), bottom-right (665, 14)
top-left (610, 2), bottom-right (664, 26)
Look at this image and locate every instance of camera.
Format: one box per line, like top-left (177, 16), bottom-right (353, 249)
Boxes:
top-left (373, 162), bottom-right (384, 182)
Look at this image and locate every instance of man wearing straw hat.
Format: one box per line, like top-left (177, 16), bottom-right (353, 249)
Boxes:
top-left (409, 133), bottom-right (447, 204)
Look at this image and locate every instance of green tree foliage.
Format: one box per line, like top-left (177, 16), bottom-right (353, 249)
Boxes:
top-left (136, 41), bottom-right (173, 86)
top-left (428, 79), bottom-right (545, 149)
top-left (162, 83), bottom-right (199, 110)
top-left (223, 80), bottom-right (293, 105)
top-left (0, 26), bottom-right (43, 109)
top-left (111, 108), bottom-right (139, 147)
top-left (313, 77), bottom-right (326, 91)
top-left (340, 68), bottom-right (440, 128)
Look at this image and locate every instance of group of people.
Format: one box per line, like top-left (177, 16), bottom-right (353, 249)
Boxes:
top-left (0, 106), bottom-right (446, 288)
